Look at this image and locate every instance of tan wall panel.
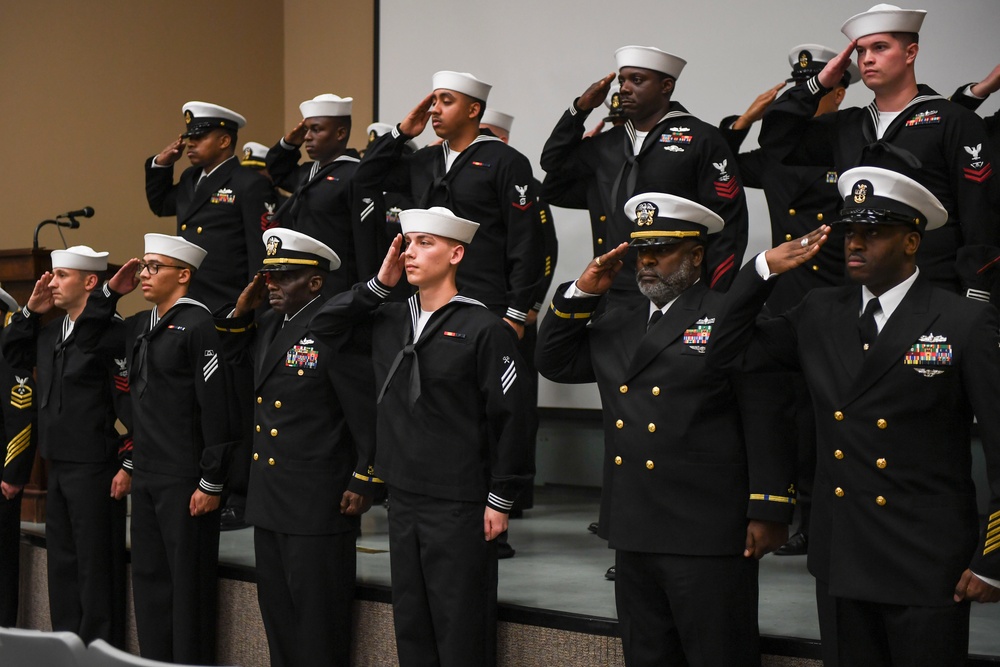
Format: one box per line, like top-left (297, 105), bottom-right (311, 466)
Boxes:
top-left (0, 1), bottom-right (286, 314)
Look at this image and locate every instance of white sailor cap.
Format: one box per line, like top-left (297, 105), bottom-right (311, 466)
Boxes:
top-left (241, 141), bottom-right (269, 168)
top-left (836, 166), bottom-right (946, 232)
top-left (144, 233), bottom-right (208, 269)
top-left (788, 44), bottom-right (862, 86)
top-left (431, 71), bottom-right (491, 103)
top-left (400, 207), bottom-right (480, 244)
top-left (624, 193), bottom-right (723, 246)
top-left (841, 4), bottom-right (926, 41)
top-left (182, 101), bottom-right (246, 138)
top-left (51, 245), bottom-right (109, 272)
top-left (300, 94), bottom-right (353, 119)
top-left (261, 228), bottom-right (341, 273)
top-left (481, 109), bottom-right (514, 134)
top-left (615, 46), bottom-right (686, 79)
top-left (0, 285), bottom-right (17, 313)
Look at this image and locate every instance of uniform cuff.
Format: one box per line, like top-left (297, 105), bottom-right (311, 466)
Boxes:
top-left (505, 307), bottom-right (528, 323)
top-left (487, 492), bottom-right (514, 513)
top-left (199, 478), bottom-right (224, 495)
top-left (366, 277), bottom-right (392, 300)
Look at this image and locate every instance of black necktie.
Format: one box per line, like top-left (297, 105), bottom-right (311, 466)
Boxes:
top-left (132, 333), bottom-right (151, 398)
top-left (859, 297), bottom-right (881, 354)
top-left (377, 343), bottom-right (421, 408)
top-left (647, 309), bottom-right (663, 332)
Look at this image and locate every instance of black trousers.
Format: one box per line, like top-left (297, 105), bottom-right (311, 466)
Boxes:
top-left (130, 470), bottom-right (220, 665)
top-left (388, 487), bottom-right (498, 667)
top-left (615, 549), bottom-right (761, 667)
top-left (254, 526), bottom-right (357, 667)
top-left (0, 489), bottom-right (23, 627)
top-left (815, 578), bottom-right (970, 667)
top-left (45, 460), bottom-right (127, 646)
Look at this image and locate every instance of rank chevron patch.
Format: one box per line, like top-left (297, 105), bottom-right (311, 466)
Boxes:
top-left (714, 179), bottom-right (741, 199)
top-left (963, 163), bottom-right (993, 183)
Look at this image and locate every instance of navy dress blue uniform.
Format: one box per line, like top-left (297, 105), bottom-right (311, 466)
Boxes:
top-left (145, 155), bottom-right (277, 311)
top-left (2, 303), bottom-right (131, 646)
top-left (216, 253), bottom-right (379, 666)
top-left (311, 275), bottom-right (532, 667)
top-left (76, 284), bottom-right (236, 665)
top-left (0, 301), bottom-right (37, 628)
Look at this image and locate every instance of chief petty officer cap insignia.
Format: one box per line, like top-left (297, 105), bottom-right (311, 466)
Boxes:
top-left (181, 101), bottom-right (247, 138)
top-left (399, 206), bottom-right (480, 244)
top-left (835, 166), bottom-right (946, 233)
top-left (615, 45), bottom-right (687, 80)
top-left (145, 233), bottom-right (208, 269)
top-left (841, 3), bottom-right (926, 41)
top-left (259, 228), bottom-right (341, 273)
top-left (300, 94), bottom-right (353, 119)
top-left (787, 43), bottom-right (860, 87)
top-left (624, 192), bottom-right (723, 247)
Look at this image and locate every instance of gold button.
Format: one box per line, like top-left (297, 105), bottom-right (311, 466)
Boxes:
top-left (785, 234), bottom-right (793, 241)
top-left (599, 215), bottom-right (606, 222)
top-left (835, 487), bottom-right (844, 497)
top-left (270, 428), bottom-right (278, 437)
top-left (256, 396), bottom-right (262, 404)
top-left (863, 343), bottom-right (870, 351)
top-left (614, 456), bottom-right (622, 465)
top-left (274, 400), bottom-right (282, 409)
top-left (834, 411), bottom-right (844, 421)
top-left (647, 423), bottom-right (656, 433)
top-left (619, 385), bottom-right (628, 394)
top-left (597, 237), bottom-right (604, 244)
top-left (877, 419), bottom-right (887, 430)
top-left (812, 265), bottom-right (819, 271)
top-left (616, 419), bottom-right (624, 429)
top-left (876, 496), bottom-right (886, 506)
top-left (651, 386), bottom-right (660, 396)
top-left (196, 226), bottom-right (203, 234)
top-left (834, 450), bottom-right (844, 460)
top-left (255, 425), bottom-right (260, 432)
top-left (788, 208), bottom-right (796, 216)
top-left (268, 458), bottom-right (275, 466)
top-left (253, 453), bottom-right (259, 461)
top-left (297, 369), bottom-right (304, 376)
top-left (645, 460), bottom-right (654, 470)
top-left (876, 458), bottom-right (887, 469)
top-left (816, 213), bottom-right (824, 221)
top-left (180, 224), bottom-right (187, 231)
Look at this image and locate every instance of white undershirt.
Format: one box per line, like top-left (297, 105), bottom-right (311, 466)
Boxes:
top-left (632, 130), bottom-right (648, 155)
top-left (444, 148), bottom-right (461, 173)
top-left (875, 111), bottom-right (902, 140)
top-left (413, 309), bottom-right (434, 341)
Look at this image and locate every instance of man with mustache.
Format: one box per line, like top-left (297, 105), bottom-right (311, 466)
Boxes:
top-left (535, 192), bottom-right (796, 666)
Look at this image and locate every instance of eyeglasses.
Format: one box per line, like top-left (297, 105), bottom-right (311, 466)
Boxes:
top-left (135, 261), bottom-right (186, 276)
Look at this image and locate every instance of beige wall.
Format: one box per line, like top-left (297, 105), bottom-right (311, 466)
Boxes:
top-left (0, 0), bottom-right (375, 314)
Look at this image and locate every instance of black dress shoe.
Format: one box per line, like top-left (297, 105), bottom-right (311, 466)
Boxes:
top-left (605, 566), bottom-right (615, 581)
top-left (774, 531), bottom-right (808, 556)
top-left (219, 505), bottom-right (249, 531)
top-left (588, 521), bottom-right (600, 534)
top-left (497, 541), bottom-right (516, 559)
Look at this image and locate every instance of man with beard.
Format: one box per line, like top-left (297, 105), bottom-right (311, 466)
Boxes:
top-left (540, 46), bottom-right (749, 307)
top-left (535, 192), bottom-right (794, 666)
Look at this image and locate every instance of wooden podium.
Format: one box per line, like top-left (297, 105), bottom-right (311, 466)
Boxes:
top-left (0, 248), bottom-right (53, 522)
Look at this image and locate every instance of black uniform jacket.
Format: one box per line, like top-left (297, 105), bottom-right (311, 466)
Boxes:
top-left (354, 129), bottom-right (543, 322)
top-left (310, 278), bottom-right (532, 512)
top-left (266, 144), bottom-right (380, 296)
top-left (760, 79), bottom-right (1000, 296)
top-left (2, 309), bottom-right (131, 466)
top-left (540, 166), bottom-right (608, 258)
top-left (709, 266), bottom-right (1000, 606)
top-left (145, 155), bottom-right (277, 310)
top-left (76, 288), bottom-right (236, 493)
top-left (216, 296), bottom-right (379, 535)
top-left (1, 309), bottom-right (36, 487)
top-left (535, 281), bottom-right (794, 555)
top-left (540, 101), bottom-right (749, 293)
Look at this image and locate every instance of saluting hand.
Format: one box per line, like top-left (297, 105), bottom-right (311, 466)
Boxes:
top-left (27, 272), bottom-right (55, 314)
top-left (818, 41), bottom-right (857, 90)
top-left (284, 118), bottom-right (307, 146)
top-left (577, 73), bottom-right (617, 112)
top-left (154, 135), bottom-right (186, 167)
top-left (399, 93), bottom-right (435, 138)
top-left (732, 82), bottom-right (787, 131)
top-left (377, 234), bottom-right (406, 288)
top-left (233, 273), bottom-right (268, 318)
top-left (108, 258), bottom-right (141, 295)
top-left (762, 226), bottom-right (830, 275)
top-left (575, 242), bottom-right (630, 295)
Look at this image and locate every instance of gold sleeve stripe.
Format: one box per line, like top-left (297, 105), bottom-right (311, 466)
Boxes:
top-left (216, 324), bottom-right (251, 333)
top-left (352, 472), bottom-right (384, 484)
top-left (5, 425), bottom-right (32, 467)
top-left (985, 533), bottom-right (1000, 548)
top-left (989, 518), bottom-right (1000, 532)
top-left (988, 527), bottom-right (1000, 540)
top-left (749, 493), bottom-right (797, 505)
top-left (991, 509), bottom-right (1000, 522)
top-left (985, 542), bottom-right (1000, 557)
top-left (548, 305), bottom-right (592, 320)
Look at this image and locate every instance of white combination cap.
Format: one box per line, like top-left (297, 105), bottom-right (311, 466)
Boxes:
top-left (182, 101), bottom-right (246, 137)
top-left (624, 192), bottom-right (723, 246)
top-left (51, 245), bottom-right (109, 272)
top-left (400, 207), bottom-right (480, 244)
top-left (841, 4), bottom-right (926, 41)
top-left (836, 166), bottom-right (946, 232)
top-left (788, 44), bottom-right (861, 86)
top-left (615, 46), bottom-right (686, 79)
top-left (241, 141), bottom-right (269, 167)
top-left (144, 233), bottom-right (208, 269)
top-left (300, 94), bottom-right (353, 119)
top-left (261, 228), bottom-right (341, 273)
top-left (431, 71), bottom-right (491, 102)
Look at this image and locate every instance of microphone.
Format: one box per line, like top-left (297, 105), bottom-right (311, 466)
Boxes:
top-left (57, 206), bottom-right (95, 219)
